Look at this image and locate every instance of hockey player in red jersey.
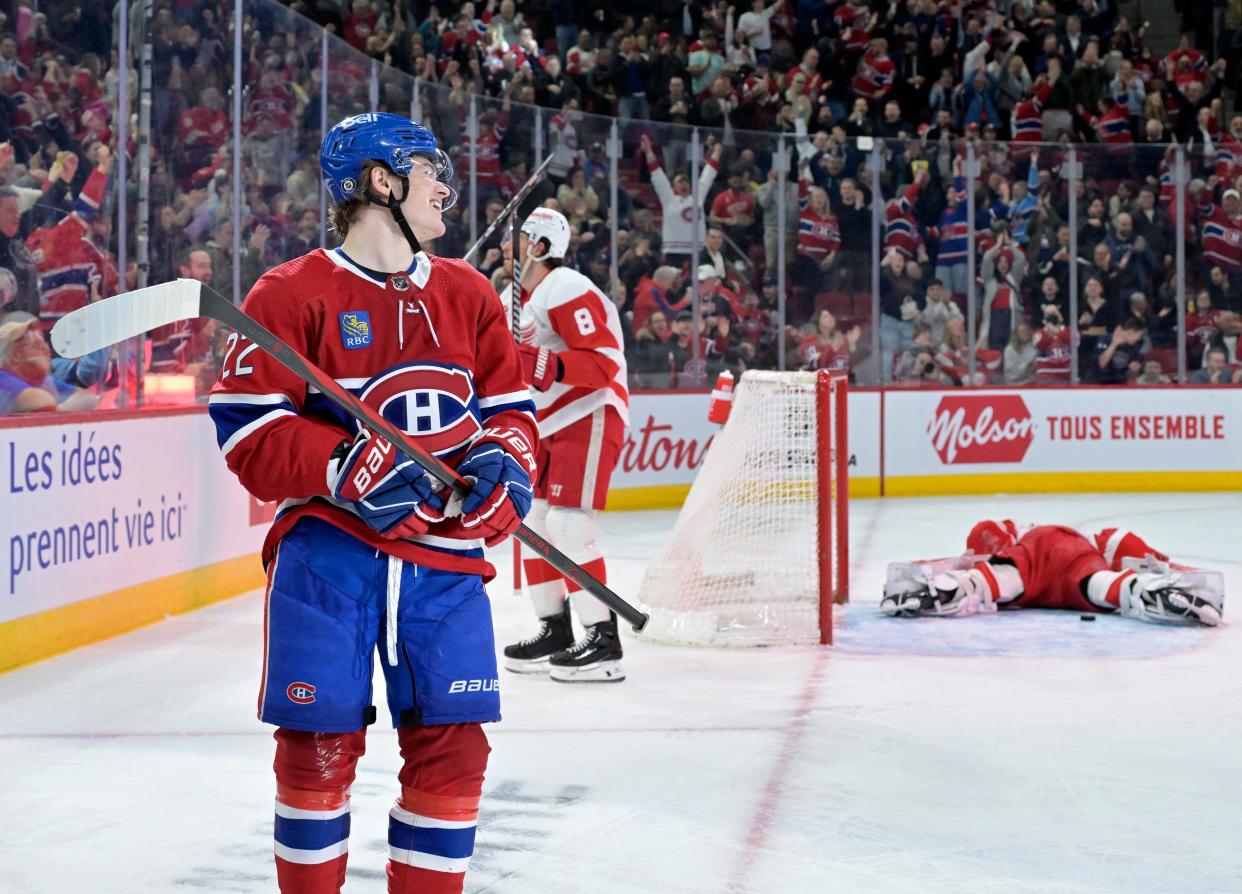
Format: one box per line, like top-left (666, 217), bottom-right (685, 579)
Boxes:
top-left (880, 519), bottom-right (1222, 626)
top-left (499, 207), bottom-right (630, 682)
top-left (208, 113), bottom-right (538, 894)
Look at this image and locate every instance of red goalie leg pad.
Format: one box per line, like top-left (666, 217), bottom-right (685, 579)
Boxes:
top-left (273, 727), bottom-right (367, 894)
top-left (564, 557), bottom-right (606, 594)
top-left (387, 723), bottom-right (491, 894)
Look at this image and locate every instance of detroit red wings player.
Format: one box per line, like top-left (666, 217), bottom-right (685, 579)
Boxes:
top-left (880, 519), bottom-right (1222, 625)
top-left (499, 208), bottom-right (631, 682)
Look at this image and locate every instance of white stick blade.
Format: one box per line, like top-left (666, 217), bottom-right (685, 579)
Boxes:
top-left (51, 279), bottom-right (203, 357)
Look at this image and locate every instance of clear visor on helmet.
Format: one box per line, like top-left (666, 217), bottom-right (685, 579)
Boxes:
top-left (403, 148), bottom-right (458, 211)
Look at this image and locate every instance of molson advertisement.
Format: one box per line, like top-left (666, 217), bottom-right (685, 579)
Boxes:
top-left (884, 388), bottom-right (1242, 495)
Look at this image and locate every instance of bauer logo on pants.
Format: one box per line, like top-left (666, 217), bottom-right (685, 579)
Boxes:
top-left (287, 682), bottom-right (317, 704)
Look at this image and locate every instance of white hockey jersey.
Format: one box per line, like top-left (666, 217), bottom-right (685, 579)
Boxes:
top-left (647, 157), bottom-right (719, 256)
top-left (501, 266), bottom-right (629, 436)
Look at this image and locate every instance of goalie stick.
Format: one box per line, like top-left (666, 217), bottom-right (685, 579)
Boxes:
top-left (51, 279), bottom-right (650, 632)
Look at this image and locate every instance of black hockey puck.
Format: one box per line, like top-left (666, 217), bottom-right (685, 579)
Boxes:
top-left (1079, 614), bottom-right (1095, 622)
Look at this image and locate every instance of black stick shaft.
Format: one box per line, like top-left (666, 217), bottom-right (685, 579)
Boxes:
top-left (201, 286), bottom-right (648, 631)
top-left (462, 153), bottom-right (556, 265)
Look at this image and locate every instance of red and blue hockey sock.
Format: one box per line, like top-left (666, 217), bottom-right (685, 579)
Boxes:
top-left (387, 723), bottom-right (490, 894)
top-left (272, 727), bottom-right (366, 894)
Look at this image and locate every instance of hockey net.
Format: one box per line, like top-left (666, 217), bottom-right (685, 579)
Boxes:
top-left (637, 370), bottom-right (848, 646)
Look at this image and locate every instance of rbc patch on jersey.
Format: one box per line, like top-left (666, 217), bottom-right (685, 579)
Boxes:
top-left (339, 311), bottom-right (373, 349)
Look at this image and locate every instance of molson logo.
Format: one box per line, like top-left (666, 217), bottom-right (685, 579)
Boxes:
top-left (927, 395), bottom-right (1034, 464)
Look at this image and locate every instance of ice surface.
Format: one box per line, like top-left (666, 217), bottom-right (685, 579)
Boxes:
top-left (3, 492), bottom-right (1241, 893)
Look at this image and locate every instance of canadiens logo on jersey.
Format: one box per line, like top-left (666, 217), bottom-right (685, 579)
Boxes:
top-left (339, 311), bottom-right (373, 349)
top-left (360, 363), bottom-right (482, 456)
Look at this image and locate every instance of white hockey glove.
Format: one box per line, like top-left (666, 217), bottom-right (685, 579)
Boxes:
top-left (880, 568), bottom-right (994, 618)
top-left (1119, 572), bottom-right (1223, 627)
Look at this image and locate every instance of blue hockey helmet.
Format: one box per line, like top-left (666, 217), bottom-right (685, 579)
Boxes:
top-left (319, 112), bottom-right (457, 209)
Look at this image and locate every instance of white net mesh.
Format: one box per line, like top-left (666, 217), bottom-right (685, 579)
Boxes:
top-left (638, 371), bottom-right (834, 646)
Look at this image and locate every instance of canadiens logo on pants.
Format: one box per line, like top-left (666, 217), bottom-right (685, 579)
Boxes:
top-left (287, 682), bottom-right (317, 704)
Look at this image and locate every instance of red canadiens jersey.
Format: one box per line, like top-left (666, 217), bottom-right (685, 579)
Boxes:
top-left (797, 208), bottom-right (841, 262)
top-left (510, 266), bottom-right (629, 437)
top-left (851, 49), bottom-right (895, 100)
top-left (178, 105), bottom-right (228, 150)
top-left (1034, 327), bottom-right (1071, 381)
top-left (245, 84), bottom-right (297, 133)
top-left (1201, 207), bottom-right (1242, 273)
top-left (1011, 82), bottom-right (1052, 151)
top-left (1090, 105), bottom-right (1133, 149)
top-left (208, 248), bottom-right (538, 579)
top-left (458, 110), bottom-right (508, 187)
top-left (28, 168), bottom-right (117, 326)
top-left (884, 181), bottom-right (923, 260)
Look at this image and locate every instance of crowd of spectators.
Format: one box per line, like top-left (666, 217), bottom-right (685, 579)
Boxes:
top-left (1, 0), bottom-right (1240, 416)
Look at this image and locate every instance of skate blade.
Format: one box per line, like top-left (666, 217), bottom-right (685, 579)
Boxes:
top-left (550, 661), bottom-right (626, 683)
top-left (504, 656), bottom-right (553, 674)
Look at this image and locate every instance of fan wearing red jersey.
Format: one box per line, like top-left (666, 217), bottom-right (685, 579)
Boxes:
top-left (880, 520), bottom-right (1222, 626)
top-left (208, 113), bottom-right (537, 894)
top-left (499, 207), bottom-right (631, 683)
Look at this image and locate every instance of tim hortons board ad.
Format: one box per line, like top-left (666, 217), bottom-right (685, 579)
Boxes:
top-left (609, 391), bottom-right (881, 500)
top-left (883, 388), bottom-right (1242, 486)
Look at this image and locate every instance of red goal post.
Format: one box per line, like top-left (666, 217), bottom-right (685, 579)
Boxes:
top-left (637, 369), bottom-right (849, 646)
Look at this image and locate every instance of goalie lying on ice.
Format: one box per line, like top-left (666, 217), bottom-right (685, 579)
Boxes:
top-left (880, 521), bottom-right (1223, 626)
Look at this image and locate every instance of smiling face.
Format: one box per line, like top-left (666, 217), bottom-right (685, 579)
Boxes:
top-left (5, 326), bottom-right (52, 385)
top-left (384, 156), bottom-right (451, 242)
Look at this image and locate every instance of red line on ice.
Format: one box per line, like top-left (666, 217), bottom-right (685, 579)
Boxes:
top-left (726, 502), bottom-right (882, 892)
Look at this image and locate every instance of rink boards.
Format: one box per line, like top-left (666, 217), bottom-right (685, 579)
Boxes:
top-left (0, 409), bottom-right (268, 672)
top-left (3, 386), bottom-right (1241, 671)
top-left (609, 386), bottom-right (1242, 505)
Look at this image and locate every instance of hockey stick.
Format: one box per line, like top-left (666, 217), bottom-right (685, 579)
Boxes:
top-left (462, 152), bottom-right (556, 265)
top-left (51, 279), bottom-right (650, 632)
top-left (508, 202), bottom-right (524, 600)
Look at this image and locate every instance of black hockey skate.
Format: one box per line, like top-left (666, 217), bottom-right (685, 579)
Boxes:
top-left (503, 608), bottom-right (574, 674)
top-left (549, 616), bottom-right (625, 683)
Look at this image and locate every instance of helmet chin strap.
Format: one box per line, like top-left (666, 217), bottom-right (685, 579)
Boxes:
top-left (366, 173), bottom-right (423, 257)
